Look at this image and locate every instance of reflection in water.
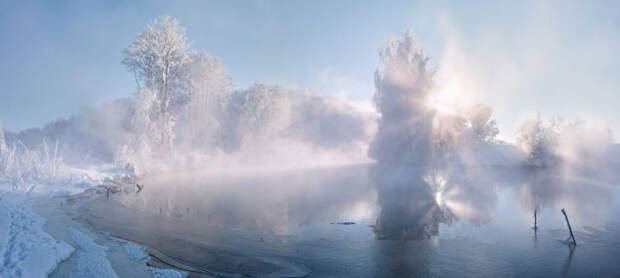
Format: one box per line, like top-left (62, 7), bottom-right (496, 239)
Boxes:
top-left (372, 162), bottom-right (504, 240)
top-left (560, 245), bottom-right (575, 278)
top-left (373, 160), bottom-right (620, 241)
top-left (518, 167), bottom-right (619, 226)
top-left (432, 165), bottom-right (499, 225)
top-left (118, 164), bottom-right (377, 234)
top-left (80, 163), bottom-right (620, 277)
top-left (373, 165), bottom-right (446, 240)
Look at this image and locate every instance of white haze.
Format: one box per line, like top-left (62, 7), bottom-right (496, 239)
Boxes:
top-left (0, 18), bottom-right (618, 232)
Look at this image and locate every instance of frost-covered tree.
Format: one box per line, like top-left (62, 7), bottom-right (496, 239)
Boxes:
top-left (369, 30), bottom-right (499, 166)
top-left (123, 16), bottom-right (190, 107)
top-left (122, 16), bottom-right (190, 154)
top-left (177, 52), bottom-right (233, 151)
top-left (115, 88), bottom-right (167, 173)
top-left (369, 29), bottom-right (435, 165)
top-left (115, 17), bottom-right (378, 173)
top-left (369, 30), bottom-right (506, 238)
top-left (228, 84), bottom-right (291, 149)
top-left (286, 92), bottom-right (373, 150)
top-left (517, 116), bottom-right (616, 176)
top-left (185, 52), bottom-right (232, 104)
top-left (516, 116), bottom-right (561, 168)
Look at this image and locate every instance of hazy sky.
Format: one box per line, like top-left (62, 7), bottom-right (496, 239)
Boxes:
top-left (1, 0), bottom-right (619, 141)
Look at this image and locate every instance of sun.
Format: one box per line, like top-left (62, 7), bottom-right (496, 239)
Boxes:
top-left (426, 83), bottom-right (461, 116)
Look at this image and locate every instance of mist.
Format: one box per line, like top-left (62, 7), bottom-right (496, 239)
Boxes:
top-left (1, 16), bottom-right (618, 240)
top-left (2, 4), bottom-right (620, 277)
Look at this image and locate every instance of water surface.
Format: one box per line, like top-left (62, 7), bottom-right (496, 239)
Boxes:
top-left (80, 164), bottom-right (620, 277)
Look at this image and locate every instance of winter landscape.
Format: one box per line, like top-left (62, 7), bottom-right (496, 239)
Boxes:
top-left (1, 1), bottom-right (620, 277)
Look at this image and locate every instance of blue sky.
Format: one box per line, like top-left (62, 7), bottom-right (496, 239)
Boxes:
top-left (1, 0), bottom-right (619, 141)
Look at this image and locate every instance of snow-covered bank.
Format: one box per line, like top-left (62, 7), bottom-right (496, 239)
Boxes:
top-left (0, 165), bottom-right (188, 277)
top-left (36, 183), bottom-right (191, 278)
top-left (0, 189), bottom-right (73, 277)
top-left (0, 164), bottom-right (102, 277)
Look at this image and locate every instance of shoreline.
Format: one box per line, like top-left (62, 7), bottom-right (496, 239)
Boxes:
top-left (71, 180), bottom-right (313, 278)
top-left (33, 186), bottom-right (203, 277)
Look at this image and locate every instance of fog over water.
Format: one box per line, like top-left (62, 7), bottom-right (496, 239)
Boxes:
top-left (80, 162), bottom-right (620, 277)
top-left (1, 15), bottom-right (620, 278)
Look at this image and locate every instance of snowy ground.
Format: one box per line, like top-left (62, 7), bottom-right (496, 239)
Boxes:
top-left (0, 188), bottom-right (74, 277)
top-left (0, 166), bottom-right (188, 277)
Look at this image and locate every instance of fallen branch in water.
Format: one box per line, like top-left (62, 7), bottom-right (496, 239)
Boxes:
top-left (561, 208), bottom-right (577, 246)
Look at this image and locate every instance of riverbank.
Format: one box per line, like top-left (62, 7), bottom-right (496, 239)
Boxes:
top-left (76, 181), bottom-right (311, 278)
top-left (0, 165), bottom-right (192, 278)
top-left (33, 184), bottom-right (196, 278)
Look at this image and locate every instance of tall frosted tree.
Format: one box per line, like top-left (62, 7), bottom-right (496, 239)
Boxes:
top-left (369, 29), bottom-right (435, 165)
top-left (122, 16), bottom-right (190, 154)
top-left (369, 30), bottom-right (499, 166)
top-left (118, 16), bottom-right (237, 172)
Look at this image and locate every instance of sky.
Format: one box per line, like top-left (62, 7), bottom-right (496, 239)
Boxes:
top-left (1, 0), bottom-right (619, 142)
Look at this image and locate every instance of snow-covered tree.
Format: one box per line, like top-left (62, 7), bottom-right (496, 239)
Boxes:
top-left (177, 52), bottom-right (233, 151)
top-left (228, 84), bottom-right (291, 148)
top-left (516, 116), bottom-right (561, 168)
top-left (185, 52), bottom-right (232, 104)
top-left (369, 29), bottom-right (435, 165)
top-left (115, 17), bottom-right (376, 173)
top-left (369, 30), bottom-right (500, 166)
top-left (115, 88), bottom-right (170, 173)
top-left (122, 16), bottom-right (190, 154)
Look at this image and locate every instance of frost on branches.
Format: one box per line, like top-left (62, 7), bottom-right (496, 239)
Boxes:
top-left (116, 17), bottom-right (375, 174)
top-left (0, 120), bottom-right (66, 182)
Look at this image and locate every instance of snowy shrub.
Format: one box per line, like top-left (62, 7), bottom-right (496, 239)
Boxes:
top-left (0, 139), bottom-right (64, 182)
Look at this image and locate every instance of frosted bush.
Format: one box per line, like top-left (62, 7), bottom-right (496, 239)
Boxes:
top-left (0, 139), bottom-right (64, 183)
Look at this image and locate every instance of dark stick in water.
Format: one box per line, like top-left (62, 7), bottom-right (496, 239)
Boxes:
top-left (561, 208), bottom-right (576, 246)
top-left (533, 209), bottom-right (538, 230)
